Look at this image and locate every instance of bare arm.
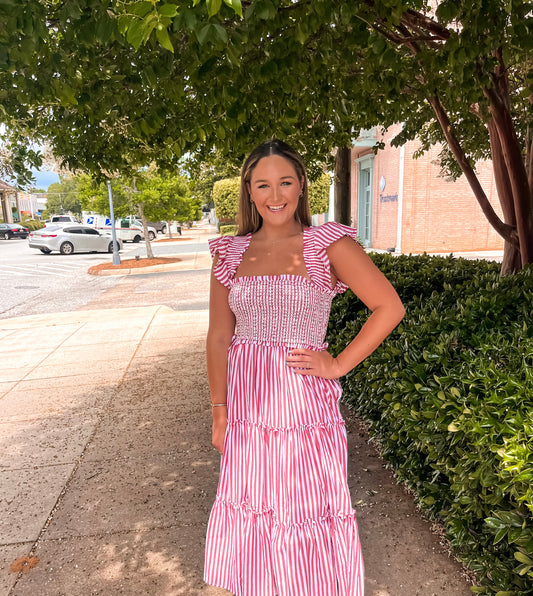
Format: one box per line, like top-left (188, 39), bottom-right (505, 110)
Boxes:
top-left (206, 257), bottom-right (236, 452)
top-left (287, 237), bottom-right (405, 378)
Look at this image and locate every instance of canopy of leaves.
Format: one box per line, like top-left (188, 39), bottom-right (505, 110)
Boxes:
top-left (78, 169), bottom-right (195, 221)
top-left (2, 0), bottom-right (530, 177)
top-left (2, 0), bottom-right (533, 266)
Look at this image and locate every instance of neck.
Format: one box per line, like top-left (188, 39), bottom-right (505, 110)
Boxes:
top-left (256, 221), bottom-right (302, 242)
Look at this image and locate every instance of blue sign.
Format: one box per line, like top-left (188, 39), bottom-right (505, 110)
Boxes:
top-left (86, 216), bottom-right (95, 224)
top-left (105, 218), bottom-right (112, 226)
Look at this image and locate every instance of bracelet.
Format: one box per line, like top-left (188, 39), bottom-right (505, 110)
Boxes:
top-left (211, 403), bottom-right (227, 407)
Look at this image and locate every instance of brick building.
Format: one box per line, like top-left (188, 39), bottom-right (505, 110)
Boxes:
top-left (349, 125), bottom-right (504, 254)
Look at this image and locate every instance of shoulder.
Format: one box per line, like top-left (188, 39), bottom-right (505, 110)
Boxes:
top-left (309, 222), bottom-right (359, 249)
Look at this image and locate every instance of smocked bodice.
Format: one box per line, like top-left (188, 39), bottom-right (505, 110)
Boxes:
top-left (209, 222), bottom-right (360, 348)
top-left (229, 276), bottom-right (333, 348)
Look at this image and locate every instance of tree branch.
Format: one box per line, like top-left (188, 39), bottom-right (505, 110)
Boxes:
top-left (427, 93), bottom-right (518, 245)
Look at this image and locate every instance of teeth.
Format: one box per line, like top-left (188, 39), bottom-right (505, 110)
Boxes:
top-left (269, 205), bottom-right (285, 211)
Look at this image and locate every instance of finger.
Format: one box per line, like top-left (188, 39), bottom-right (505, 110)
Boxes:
top-left (286, 358), bottom-right (311, 369)
top-left (287, 348), bottom-right (311, 358)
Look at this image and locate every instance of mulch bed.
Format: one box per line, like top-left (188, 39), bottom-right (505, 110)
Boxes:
top-left (88, 257), bottom-right (182, 274)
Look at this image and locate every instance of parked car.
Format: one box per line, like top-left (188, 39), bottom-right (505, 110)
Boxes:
top-left (0, 223), bottom-right (29, 239)
top-left (28, 225), bottom-right (123, 255)
top-left (147, 221), bottom-right (167, 234)
top-left (45, 214), bottom-right (81, 227)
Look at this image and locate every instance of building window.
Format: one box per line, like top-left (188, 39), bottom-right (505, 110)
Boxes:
top-left (356, 155), bottom-right (374, 247)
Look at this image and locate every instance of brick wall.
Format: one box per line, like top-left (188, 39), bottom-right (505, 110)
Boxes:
top-left (351, 128), bottom-right (504, 253)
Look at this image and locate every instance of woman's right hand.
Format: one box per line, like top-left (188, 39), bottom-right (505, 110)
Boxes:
top-left (211, 407), bottom-right (228, 454)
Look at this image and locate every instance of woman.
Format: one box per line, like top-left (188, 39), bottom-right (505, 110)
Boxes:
top-left (205, 139), bottom-right (405, 596)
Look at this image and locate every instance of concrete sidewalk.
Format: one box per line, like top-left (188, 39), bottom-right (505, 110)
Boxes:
top-left (0, 304), bottom-right (474, 595)
top-left (1, 306), bottom-right (226, 596)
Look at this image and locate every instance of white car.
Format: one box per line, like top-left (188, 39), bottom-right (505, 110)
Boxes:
top-left (45, 215), bottom-right (81, 227)
top-left (28, 225), bottom-right (123, 255)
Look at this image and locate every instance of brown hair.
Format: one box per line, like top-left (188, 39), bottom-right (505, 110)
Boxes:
top-left (237, 139), bottom-right (311, 235)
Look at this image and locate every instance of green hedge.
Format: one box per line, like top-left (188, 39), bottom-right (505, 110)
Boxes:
top-left (21, 218), bottom-right (45, 231)
top-left (219, 224), bottom-right (237, 236)
top-left (308, 172), bottom-right (331, 216)
top-left (212, 177), bottom-right (240, 221)
top-left (327, 254), bottom-right (533, 595)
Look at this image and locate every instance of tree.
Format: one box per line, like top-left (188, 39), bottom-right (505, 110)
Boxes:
top-left (46, 177), bottom-right (82, 215)
top-left (109, 0), bottom-right (533, 272)
top-left (79, 169), bottom-right (193, 258)
top-left (186, 149), bottom-right (240, 210)
top-left (133, 170), bottom-right (195, 256)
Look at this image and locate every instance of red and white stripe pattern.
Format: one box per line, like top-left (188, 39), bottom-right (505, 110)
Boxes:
top-left (205, 222), bottom-right (364, 595)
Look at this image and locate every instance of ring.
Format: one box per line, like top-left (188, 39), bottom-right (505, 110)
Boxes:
top-left (306, 363), bottom-right (310, 369)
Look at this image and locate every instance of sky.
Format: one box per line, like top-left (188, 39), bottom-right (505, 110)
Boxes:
top-left (32, 169), bottom-right (60, 190)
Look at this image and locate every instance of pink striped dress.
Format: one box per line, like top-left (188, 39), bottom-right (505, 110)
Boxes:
top-left (205, 221), bottom-right (364, 596)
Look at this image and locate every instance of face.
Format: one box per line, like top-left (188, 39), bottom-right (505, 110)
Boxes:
top-left (248, 154), bottom-right (303, 227)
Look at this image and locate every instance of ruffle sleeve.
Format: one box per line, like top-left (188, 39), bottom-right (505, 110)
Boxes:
top-left (208, 234), bottom-right (252, 289)
top-left (208, 235), bottom-right (233, 288)
top-left (307, 222), bottom-right (359, 295)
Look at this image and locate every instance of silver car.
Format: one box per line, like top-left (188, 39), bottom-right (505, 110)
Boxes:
top-left (28, 225), bottom-right (123, 255)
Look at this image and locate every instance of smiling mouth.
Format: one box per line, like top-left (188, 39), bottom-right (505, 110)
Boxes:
top-left (268, 204), bottom-right (286, 212)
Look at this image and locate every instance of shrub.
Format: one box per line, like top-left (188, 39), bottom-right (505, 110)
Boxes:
top-left (308, 172), bottom-right (331, 215)
top-left (21, 218), bottom-right (45, 231)
top-left (212, 177), bottom-right (240, 221)
top-left (219, 224), bottom-right (237, 236)
top-left (327, 254), bottom-right (533, 595)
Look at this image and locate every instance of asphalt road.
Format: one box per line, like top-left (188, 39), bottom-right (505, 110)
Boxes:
top-left (0, 237), bottom-right (125, 320)
top-left (0, 233), bottom-right (212, 320)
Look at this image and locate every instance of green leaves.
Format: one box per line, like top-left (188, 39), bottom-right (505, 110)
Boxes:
top-left (212, 176), bottom-right (239, 220)
top-left (328, 255), bottom-right (533, 594)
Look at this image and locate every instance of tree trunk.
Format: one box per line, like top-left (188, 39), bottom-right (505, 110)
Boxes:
top-left (427, 95), bottom-right (516, 244)
top-left (168, 220), bottom-right (173, 239)
top-left (487, 120), bottom-right (522, 274)
top-left (334, 147), bottom-right (351, 226)
top-left (484, 83), bottom-right (533, 268)
top-left (137, 202), bottom-right (154, 259)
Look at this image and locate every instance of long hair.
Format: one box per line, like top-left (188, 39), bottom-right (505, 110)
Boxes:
top-left (237, 139), bottom-right (312, 235)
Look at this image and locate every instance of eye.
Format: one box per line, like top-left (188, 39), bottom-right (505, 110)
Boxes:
top-left (281, 181), bottom-right (292, 186)
top-left (257, 183), bottom-right (269, 189)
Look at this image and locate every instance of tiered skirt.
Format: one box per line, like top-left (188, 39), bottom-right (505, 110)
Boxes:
top-left (204, 339), bottom-right (364, 596)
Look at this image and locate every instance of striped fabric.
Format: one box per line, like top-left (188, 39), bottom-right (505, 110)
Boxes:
top-left (205, 222), bottom-right (364, 596)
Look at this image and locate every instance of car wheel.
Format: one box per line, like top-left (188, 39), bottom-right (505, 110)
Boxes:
top-left (133, 235), bottom-right (141, 243)
top-left (161, 225), bottom-right (167, 234)
top-left (3, 232), bottom-right (9, 240)
top-left (60, 241), bottom-right (74, 255)
top-left (148, 231), bottom-right (156, 241)
top-left (108, 241), bottom-right (119, 253)
top-left (40, 248), bottom-right (52, 254)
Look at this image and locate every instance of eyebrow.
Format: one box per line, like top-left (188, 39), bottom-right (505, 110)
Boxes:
top-left (253, 175), bottom-right (296, 183)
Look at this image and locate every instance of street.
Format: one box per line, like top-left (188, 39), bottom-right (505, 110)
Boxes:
top-left (0, 234), bottom-right (211, 320)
